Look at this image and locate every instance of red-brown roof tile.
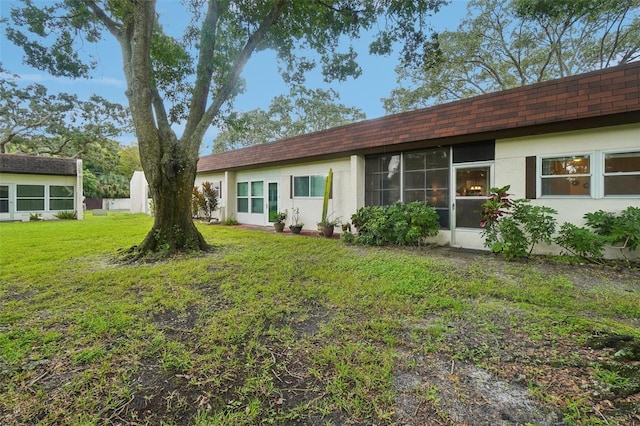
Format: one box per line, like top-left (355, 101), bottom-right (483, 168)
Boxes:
top-left (198, 62), bottom-right (640, 173)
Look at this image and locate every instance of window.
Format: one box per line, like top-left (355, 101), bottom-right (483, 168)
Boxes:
top-left (541, 155), bottom-right (591, 196)
top-left (237, 182), bottom-right (249, 213)
top-left (0, 185), bottom-right (8, 213)
top-left (403, 148), bottom-right (449, 208)
top-left (17, 185), bottom-right (44, 211)
top-left (50, 185), bottom-right (74, 210)
top-left (604, 151), bottom-right (640, 196)
top-left (293, 175), bottom-right (325, 197)
top-left (365, 148), bottom-right (451, 228)
top-left (365, 154), bottom-right (401, 206)
top-left (237, 181), bottom-right (264, 214)
top-left (251, 181), bottom-right (264, 213)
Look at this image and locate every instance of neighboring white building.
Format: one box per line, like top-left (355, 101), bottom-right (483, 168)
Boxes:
top-left (130, 170), bottom-right (151, 214)
top-left (197, 63), bottom-right (640, 255)
top-left (0, 154), bottom-right (84, 221)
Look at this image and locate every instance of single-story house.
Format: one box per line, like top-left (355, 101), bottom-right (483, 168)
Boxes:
top-left (0, 154), bottom-right (84, 221)
top-left (196, 62), bottom-right (640, 254)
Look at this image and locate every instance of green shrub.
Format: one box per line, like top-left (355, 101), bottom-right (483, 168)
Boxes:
top-left (555, 222), bottom-right (606, 260)
top-left (348, 201), bottom-right (440, 246)
top-left (585, 206), bottom-right (640, 252)
top-left (488, 217), bottom-right (529, 259)
top-left (55, 211), bottom-right (77, 220)
top-left (221, 216), bottom-right (239, 226)
top-left (481, 186), bottom-right (557, 259)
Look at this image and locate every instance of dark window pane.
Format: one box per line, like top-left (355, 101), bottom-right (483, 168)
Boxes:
top-left (426, 169), bottom-right (449, 190)
top-left (0, 200), bottom-right (8, 213)
top-left (237, 198), bottom-right (249, 213)
top-left (404, 171), bottom-right (425, 189)
top-left (17, 185), bottom-right (44, 197)
top-left (604, 175), bottom-right (640, 195)
top-left (404, 190), bottom-right (425, 203)
top-left (425, 148), bottom-right (449, 169)
top-left (456, 199), bottom-right (485, 228)
top-left (605, 152), bottom-right (640, 173)
top-left (50, 185), bottom-right (74, 197)
top-left (453, 140), bottom-right (495, 163)
top-left (542, 156), bottom-right (590, 175)
top-left (426, 190), bottom-right (449, 208)
top-left (237, 182), bottom-right (248, 197)
top-left (436, 209), bottom-right (449, 229)
top-left (310, 175), bottom-right (326, 197)
top-left (293, 176), bottom-right (309, 197)
top-left (541, 177), bottom-right (590, 196)
top-left (50, 199), bottom-right (74, 210)
top-left (17, 199), bottom-right (44, 211)
top-left (251, 197), bottom-right (264, 213)
top-left (404, 152), bottom-right (425, 171)
top-left (251, 181), bottom-right (263, 197)
top-left (382, 189), bottom-right (401, 205)
top-left (0, 186), bottom-right (8, 198)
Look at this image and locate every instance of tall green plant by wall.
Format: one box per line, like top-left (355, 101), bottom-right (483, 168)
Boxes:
top-left (321, 168), bottom-right (333, 224)
top-left (480, 186), bottom-right (557, 259)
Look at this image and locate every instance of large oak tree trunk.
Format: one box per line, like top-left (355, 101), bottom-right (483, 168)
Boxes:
top-left (130, 129), bottom-right (209, 257)
top-left (137, 150), bottom-right (209, 255)
top-left (115, 0), bottom-right (209, 259)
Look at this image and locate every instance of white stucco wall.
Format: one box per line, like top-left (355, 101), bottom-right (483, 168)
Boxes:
top-left (129, 170), bottom-right (151, 214)
top-left (496, 123), bottom-right (640, 257)
top-left (197, 158), bottom-right (355, 229)
top-left (0, 171), bottom-right (83, 221)
top-left (195, 172), bottom-right (228, 220)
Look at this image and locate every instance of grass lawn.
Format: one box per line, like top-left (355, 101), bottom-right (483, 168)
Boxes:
top-left (1, 213), bottom-right (639, 425)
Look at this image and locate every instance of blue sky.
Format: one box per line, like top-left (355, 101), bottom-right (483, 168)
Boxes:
top-left (0, 1), bottom-right (469, 151)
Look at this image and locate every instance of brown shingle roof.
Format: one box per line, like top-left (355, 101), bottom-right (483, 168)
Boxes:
top-left (198, 62), bottom-right (640, 173)
top-left (0, 154), bottom-right (78, 176)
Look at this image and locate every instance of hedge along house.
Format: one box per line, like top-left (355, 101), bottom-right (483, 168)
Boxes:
top-left (0, 154), bottom-right (84, 221)
top-left (196, 62), bottom-right (640, 254)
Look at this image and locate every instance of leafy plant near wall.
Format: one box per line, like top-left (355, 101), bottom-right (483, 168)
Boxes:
top-left (585, 207), bottom-right (640, 251)
top-left (584, 207), bottom-right (640, 256)
top-left (480, 186), bottom-right (557, 259)
top-left (554, 222), bottom-right (606, 263)
top-left (346, 201), bottom-right (440, 246)
top-left (54, 211), bottom-right (77, 220)
top-left (192, 181), bottom-right (219, 220)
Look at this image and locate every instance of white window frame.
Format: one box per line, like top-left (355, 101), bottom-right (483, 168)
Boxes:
top-left (0, 185), bottom-right (9, 214)
top-left (49, 185), bottom-right (75, 211)
top-left (538, 152), bottom-right (593, 198)
top-left (16, 184), bottom-right (46, 211)
top-left (250, 181), bottom-right (264, 214)
top-left (602, 148), bottom-right (640, 198)
top-left (293, 174), bottom-right (326, 198)
top-left (237, 182), bottom-right (249, 213)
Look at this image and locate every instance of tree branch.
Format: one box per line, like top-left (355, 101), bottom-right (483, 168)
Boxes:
top-left (84, 0), bottom-right (123, 41)
top-left (192, 0), bottom-right (289, 145)
top-left (183, 0), bottom-right (223, 139)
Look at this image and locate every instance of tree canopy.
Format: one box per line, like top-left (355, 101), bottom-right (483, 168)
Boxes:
top-left (383, 0), bottom-right (640, 113)
top-left (0, 68), bottom-right (131, 159)
top-left (213, 86), bottom-right (366, 152)
top-left (5, 0), bottom-right (448, 258)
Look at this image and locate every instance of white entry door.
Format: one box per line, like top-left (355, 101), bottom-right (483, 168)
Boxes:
top-left (451, 164), bottom-right (493, 245)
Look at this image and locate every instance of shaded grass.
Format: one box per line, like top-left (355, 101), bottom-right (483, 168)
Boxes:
top-left (0, 213), bottom-right (638, 425)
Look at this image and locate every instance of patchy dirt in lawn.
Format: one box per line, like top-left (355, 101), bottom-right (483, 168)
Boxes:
top-left (126, 244), bottom-right (637, 425)
top-left (3, 238), bottom-right (639, 425)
